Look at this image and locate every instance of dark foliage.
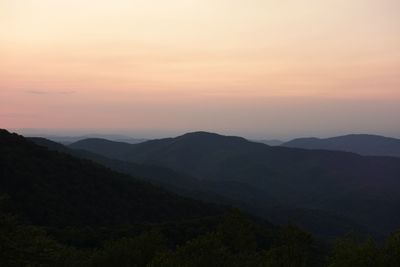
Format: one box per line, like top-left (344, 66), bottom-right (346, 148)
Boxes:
top-left (2, 129), bottom-right (400, 266)
top-left (32, 136), bottom-right (363, 238)
top-left (0, 130), bottom-right (224, 227)
top-left (69, 132), bottom-right (400, 237)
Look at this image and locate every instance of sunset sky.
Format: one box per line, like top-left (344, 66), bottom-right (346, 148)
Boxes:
top-left (1, 0), bottom-right (399, 138)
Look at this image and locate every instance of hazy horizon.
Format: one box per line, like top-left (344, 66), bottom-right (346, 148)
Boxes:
top-left (11, 127), bottom-right (400, 141)
top-left (1, 1), bottom-right (399, 137)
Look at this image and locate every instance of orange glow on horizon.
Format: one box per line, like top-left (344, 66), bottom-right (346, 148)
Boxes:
top-left (1, 0), bottom-right (399, 136)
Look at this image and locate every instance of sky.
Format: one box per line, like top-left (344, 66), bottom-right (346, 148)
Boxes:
top-left (1, 0), bottom-right (399, 139)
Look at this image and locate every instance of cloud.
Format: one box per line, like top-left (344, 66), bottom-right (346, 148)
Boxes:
top-left (26, 90), bottom-right (76, 95)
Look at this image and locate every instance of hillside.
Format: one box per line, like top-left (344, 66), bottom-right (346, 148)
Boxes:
top-left (28, 134), bottom-right (147, 145)
top-left (69, 138), bottom-right (135, 159)
top-left (254, 139), bottom-right (284, 146)
top-left (1, 129), bottom-right (329, 267)
top-left (4, 129), bottom-right (400, 266)
top-left (283, 134), bottom-right (400, 158)
top-left (0, 130), bottom-right (224, 227)
top-left (70, 131), bottom-right (400, 236)
top-left (26, 137), bottom-right (360, 238)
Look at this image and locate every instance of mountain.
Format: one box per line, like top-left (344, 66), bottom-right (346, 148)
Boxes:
top-left (8, 129), bottom-right (400, 265)
top-left (28, 134), bottom-right (147, 145)
top-left (69, 138), bottom-right (135, 159)
top-left (283, 134), bottom-right (400, 158)
top-left (22, 136), bottom-right (359, 238)
top-left (254, 139), bottom-right (284, 146)
top-left (0, 130), bottom-right (224, 227)
top-left (3, 129), bottom-right (303, 266)
top-left (69, 131), bottom-right (400, 236)
top-left (29, 137), bottom-right (239, 207)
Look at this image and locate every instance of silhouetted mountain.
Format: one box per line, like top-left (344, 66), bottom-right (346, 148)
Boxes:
top-left (0, 130), bottom-right (224, 227)
top-left (283, 134), bottom-right (400, 158)
top-left (8, 129), bottom-right (400, 266)
top-left (254, 139), bottom-right (284, 146)
top-left (70, 138), bottom-right (135, 159)
top-left (29, 137), bottom-right (239, 207)
top-left (28, 134), bottom-right (147, 145)
top-left (70, 131), bottom-right (400, 237)
top-left (5, 129), bottom-right (308, 266)
top-left (20, 137), bottom-right (356, 238)
top-left (28, 137), bottom-right (71, 153)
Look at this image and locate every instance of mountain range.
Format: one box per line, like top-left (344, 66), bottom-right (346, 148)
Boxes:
top-left (3, 129), bottom-right (299, 266)
top-left (67, 131), bottom-right (400, 237)
top-left (0, 130), bottom-right (224, 228)
top-left (4, 128), bottom-right (400, 265)
top-left (27, 134), bottom-right (147, 145)
top-left (283, 134), bottom-right (400, 158)
top-left (32, 136), bottom-right (360, 238)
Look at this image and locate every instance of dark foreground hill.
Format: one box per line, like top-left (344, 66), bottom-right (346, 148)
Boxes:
top-left (70, 132), bottom-right (400, 237)
top-left (283, 134), bottom-right (400, 158)
top-left (1, 129), bottom-right (335, 267)
top-left (3, 129), bottom-right (400, 266)
top-left (32, 137), bottom-right (361, 238)
top-left (0, 130), bottom-right (225, 227)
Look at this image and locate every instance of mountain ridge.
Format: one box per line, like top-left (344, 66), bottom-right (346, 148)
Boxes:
top-left (26, 135), bottom-right (363, 238)
top-left (68, 131), bottom-right (400, 236)
top-left (0, 129), bottom-right (225, 227)
top-left (283, 134), bottom-right (400, 158)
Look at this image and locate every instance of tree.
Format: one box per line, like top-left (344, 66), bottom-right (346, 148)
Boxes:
top-left (382, 231), bottom-right (400, 267)
top-left (90, 231), bottom-right (167, 267)
top-left (149, 232), bottom-right (232, 267)
top-left (218, 209), bottom-right (258, 253)
top-left (328, 237), bottom-right (380, 267)
top-left (260, 224), bottom-right (317, 267)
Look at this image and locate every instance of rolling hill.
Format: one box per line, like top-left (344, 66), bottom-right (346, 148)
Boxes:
top-left (27, 136), bottom-right (360, 238)
top-left (27, 134), bottom-right (147, 145)
top-left (4, 129), bottom-right (307, 266)
top-left (0, 129), bottom-right (224, 227)
top-left (283, 134), bottom-right (400, 158)
top-left (69, 131), bottom-right (400, 236)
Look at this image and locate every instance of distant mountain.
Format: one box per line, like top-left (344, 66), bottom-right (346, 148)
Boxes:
top-left (0, 130), bottom-right (224, 227)
top-left (23, 136), bottom-right (359, 238)
top-left (283, 134), bottom-right (400, 158)
top-left (28, 134), bottom-right (147, 145)
top-left (254, 139), bottom-right (284, 146)
top-left (70, 131), bottom-right (400, 237)
top-left (29, 137), bottom-right (238, 206)
top-left (4, 130), bottom-right (301, 266)
top-left (5, 133), bottom-right (400, 267)
top-left (69, 138), bottom-right (135, 158)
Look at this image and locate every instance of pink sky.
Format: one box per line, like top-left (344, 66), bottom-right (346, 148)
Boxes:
top-left (1, 0), bottom-right (399, 138)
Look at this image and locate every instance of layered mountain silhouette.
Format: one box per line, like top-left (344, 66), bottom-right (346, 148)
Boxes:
top-left (283, 134), bottom-right (400, 158)
top-left (28, 134), bottom-right (146, 145)
top-left (28, 136), bottom-right (360, 238)
top-left (4, 129), bottom-right (303, 266)
top-left (0, 130), bottom-right (224, 227)
top-left (254, 139), bottom-right (284, 146)
top-left (68, 131), bottom-right (400, 237)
